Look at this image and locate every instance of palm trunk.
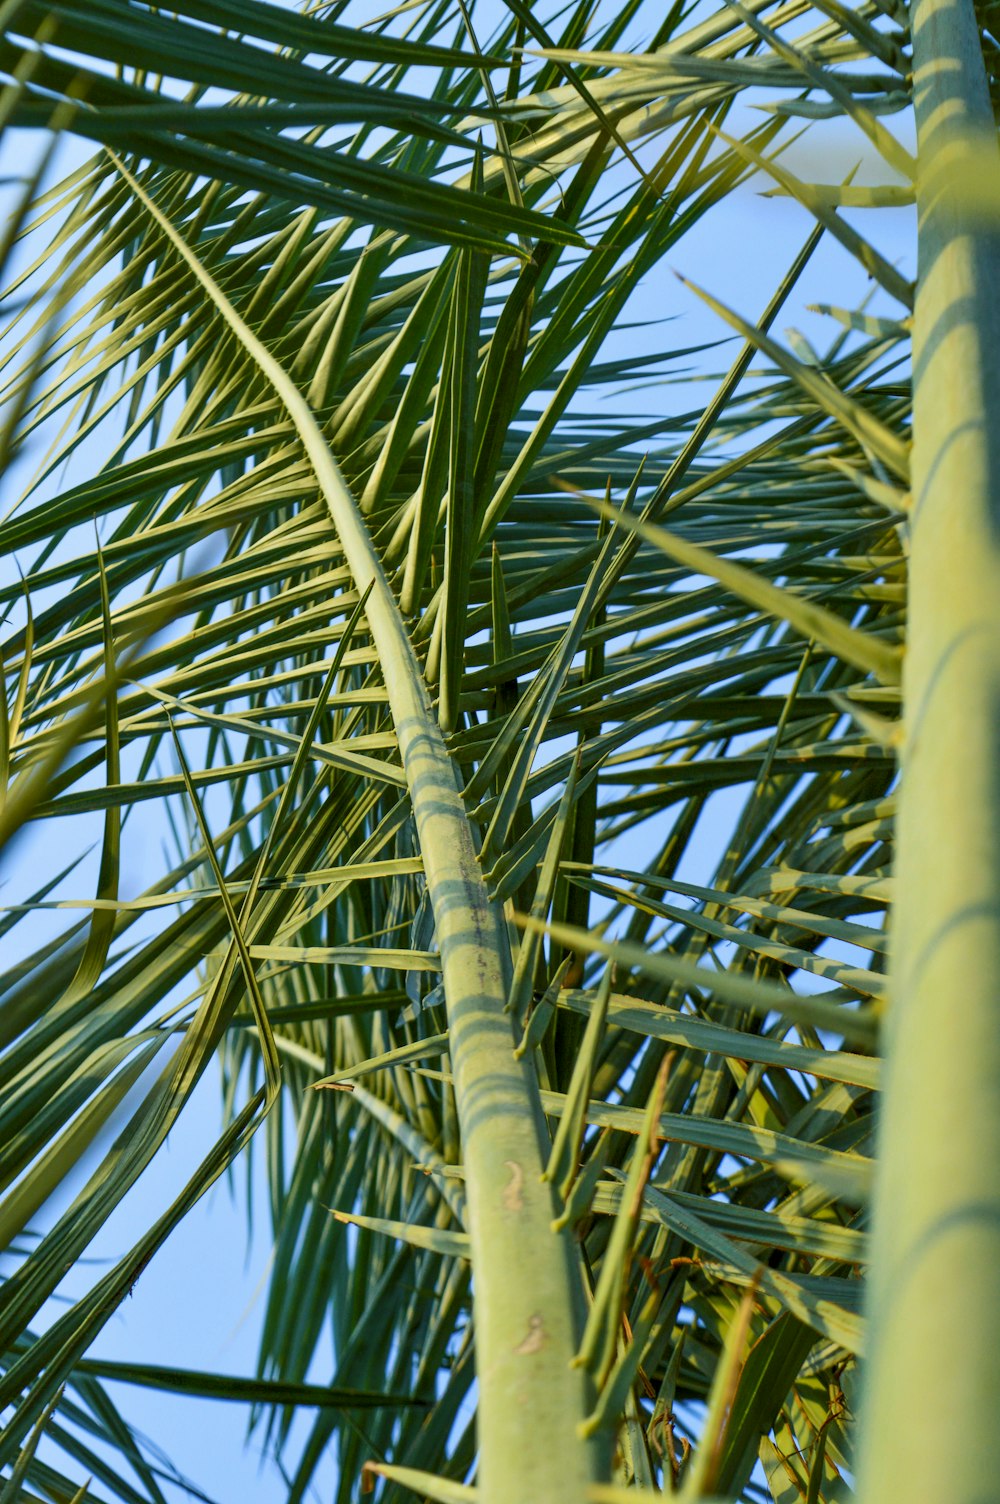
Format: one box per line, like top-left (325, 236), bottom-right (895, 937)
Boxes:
top-left (857, 2), bottom-right (1000, 1498)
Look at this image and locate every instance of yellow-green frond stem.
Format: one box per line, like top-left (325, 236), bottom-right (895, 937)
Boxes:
top-left (107, 154), bottom-right (604, 1504)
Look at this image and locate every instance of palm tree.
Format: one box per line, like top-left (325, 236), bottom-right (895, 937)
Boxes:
top-left (854, 0), bottom-right (1000, 1500)
top-left (0, 0), bottom-right (995, 1501)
